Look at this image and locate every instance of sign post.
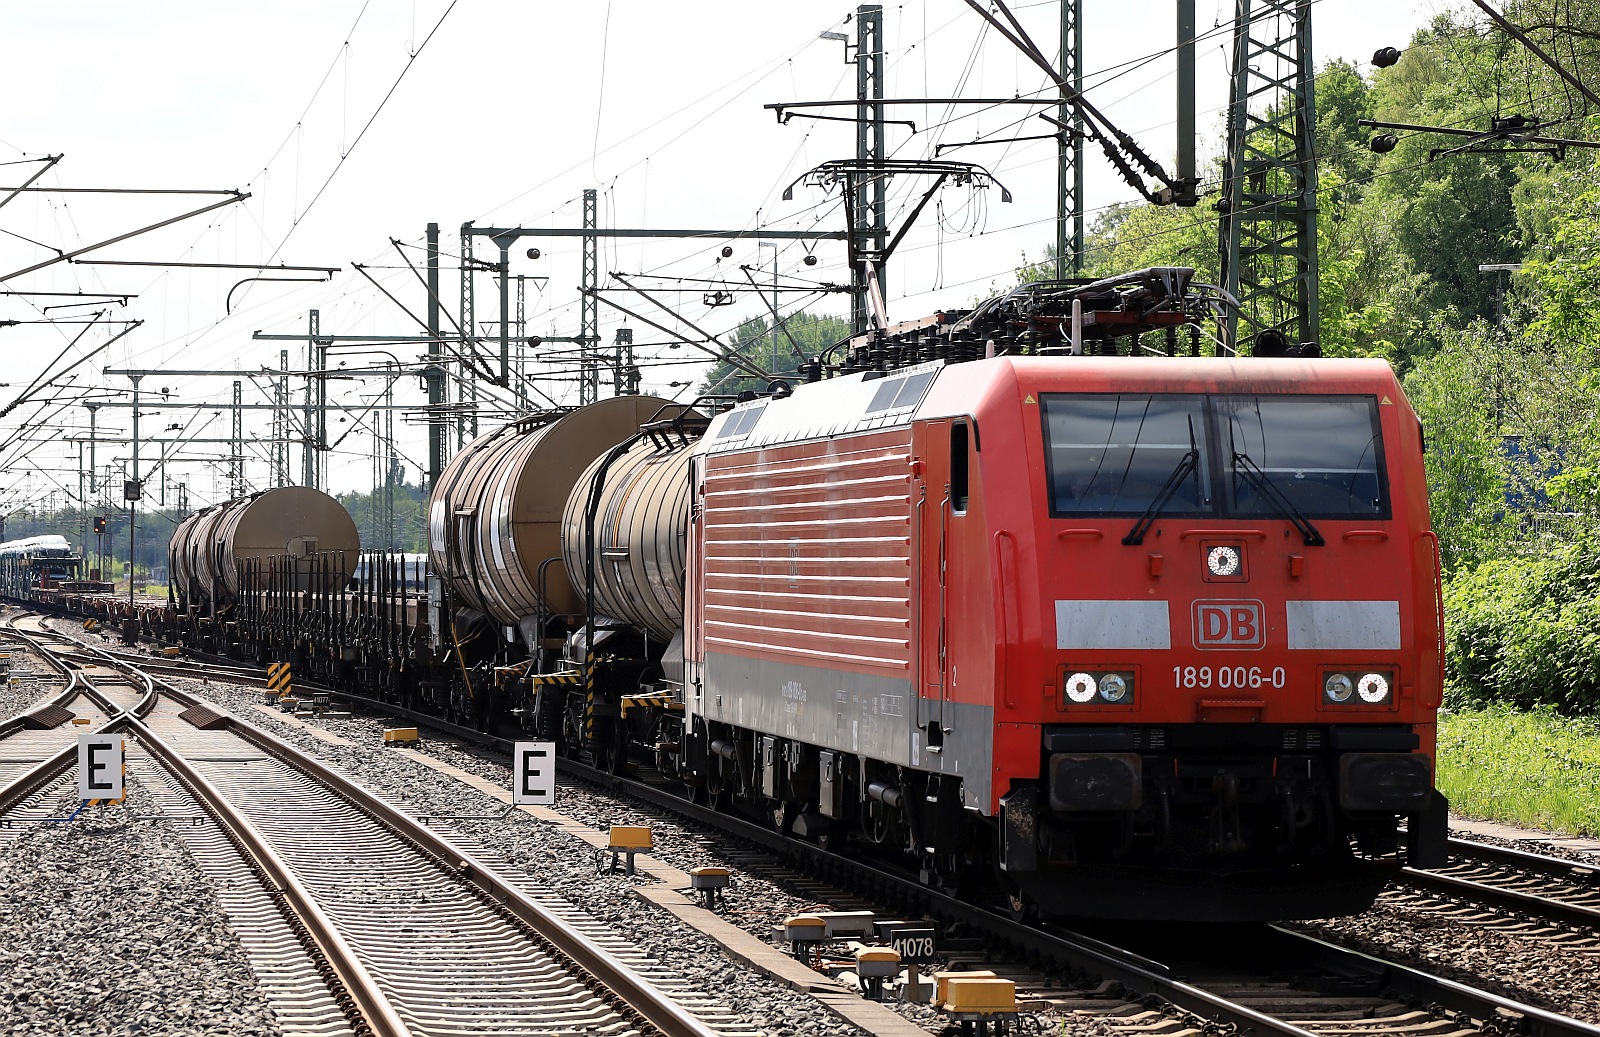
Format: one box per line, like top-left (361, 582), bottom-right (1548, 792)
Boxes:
top-left (77, 733), bottom-right (126, 805)
top-left (512, 741), bottom-right (555, 806)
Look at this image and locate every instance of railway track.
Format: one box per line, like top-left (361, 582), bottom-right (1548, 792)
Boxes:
top-left (1392, 839), bottom-right (1600, 937)
top-left (2, 622), bottom-right (749, 1037)
top-left (21, 611), bottom-right (1600, 1037)
top-left (0, 615), bottom-right (154, 840)
top-left (285, 678), bottom-right (1600, 1037)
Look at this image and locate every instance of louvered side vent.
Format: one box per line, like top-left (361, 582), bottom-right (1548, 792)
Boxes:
top-left (21, 704), bottom-right (74, 729)
top-left (178, 703), bottom-right (230, 730)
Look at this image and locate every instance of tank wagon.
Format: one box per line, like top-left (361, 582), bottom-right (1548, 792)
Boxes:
top-left (170, 486), bottom-right (360, 608)
top-left (120, 265), bottom-right (1446, 922)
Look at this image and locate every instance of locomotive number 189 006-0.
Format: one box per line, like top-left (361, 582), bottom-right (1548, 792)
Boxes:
top-left (1172, 664), bottom-right (1287, 690)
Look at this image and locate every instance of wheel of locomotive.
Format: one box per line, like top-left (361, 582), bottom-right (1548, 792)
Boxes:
top-left (811, 817), bottom-right (840, 853)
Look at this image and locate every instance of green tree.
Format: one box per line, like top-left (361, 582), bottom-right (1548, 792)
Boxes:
top-left (697, 311), bottom-right (852, 396)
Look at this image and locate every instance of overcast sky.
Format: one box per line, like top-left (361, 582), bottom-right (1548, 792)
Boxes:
top-left (0, 0), bottom-right (1445, 512)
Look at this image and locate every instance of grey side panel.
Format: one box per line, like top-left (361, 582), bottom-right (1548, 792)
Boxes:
top-left (700, 651), bottom-right (1000, 814)
top-left (1285, 600), bottom-right (1401, 650)
top-left (1056, 600), bottom-right (1172, 650)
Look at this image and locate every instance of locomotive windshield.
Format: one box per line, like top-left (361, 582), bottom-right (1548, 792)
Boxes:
top-left (1043, 393), bottom-right (1389, 520)
top-left (1040, 394), bottom-right (1212, 515)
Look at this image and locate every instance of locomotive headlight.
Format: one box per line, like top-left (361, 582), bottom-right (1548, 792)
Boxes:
top-left (1098, 673), bottom-right (1130, 703)
top-left (1324, 673), bottom-right (1355, 703)
top-left (1065, 671), bottom-right (1098, 703)
top-left (1357, 672), bottom-right (1391, 703)
top-left (1206, 545), bottom-right (1241, 577)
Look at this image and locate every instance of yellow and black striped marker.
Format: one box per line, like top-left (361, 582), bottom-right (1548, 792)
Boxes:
top-left (88, 751), bottom-right (127, 806)
top-left (266, 661), bottom-right (292, 698)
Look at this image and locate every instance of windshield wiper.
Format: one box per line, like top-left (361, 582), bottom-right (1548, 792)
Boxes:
top-left (1123, 417), bottom-right (1199, 545)
top-left (1231, 451), bottom-right (1326, 546)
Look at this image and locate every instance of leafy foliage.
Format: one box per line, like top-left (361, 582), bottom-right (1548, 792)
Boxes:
top-left (696, 311), bottom-right (852, 397)
top-left (1445, 532), bottom-right (1600, 711)
top-left (1017, 7), bottom-right (1600, 711)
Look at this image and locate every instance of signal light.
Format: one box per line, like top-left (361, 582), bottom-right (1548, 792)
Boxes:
top-left (1372, 47), bottom-right (1402, 68)
top-left (92, 516), bottom-right (107, 535)
top-left (1370, 133), bottom-right (1399, 154)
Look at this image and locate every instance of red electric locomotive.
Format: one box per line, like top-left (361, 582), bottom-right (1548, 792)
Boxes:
top-left (668, 272), bottom-right (1446, 921)
top-left (168, 266), bottom-right (1443, 924)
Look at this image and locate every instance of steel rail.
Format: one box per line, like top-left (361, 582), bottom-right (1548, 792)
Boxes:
top-left (51, 628), bottom-right (720, 1037)
top-left (1445, 836), bottom-right (1600, 878)
top-left (123, 709), bottom-right (414, 1037)
top-left (214, 717), bottom-right (724, 1037)
top-left (12, 630), bottom-right (408, 1037)
top-left (1401, 865), bottom-right (1600, 929)
top-left (1266, 926), bottom-right (1600, 1037)
top-left (0, 645), bottom-right (83, 739)
top-left (0, 628), bottom-right (152, 813)
top-left (274, 688), bottom-right (1329, 1037)
top-left (36, 614), bottom-right (1600, 1037)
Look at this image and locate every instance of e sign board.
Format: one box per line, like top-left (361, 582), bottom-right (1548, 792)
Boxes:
top-left (513, 741), bottom-right (555, 806)
top-left (77, 733), bottom-right (125, 802)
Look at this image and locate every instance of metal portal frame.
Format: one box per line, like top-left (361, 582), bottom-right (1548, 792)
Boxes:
top-left (1220, 0), bottom-right (1319, 355)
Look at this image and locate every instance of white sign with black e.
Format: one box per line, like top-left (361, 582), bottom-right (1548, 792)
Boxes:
top-left (77, 733), bottom-right (125, 801)
top-left (512, 741), bottom-right (555, 806)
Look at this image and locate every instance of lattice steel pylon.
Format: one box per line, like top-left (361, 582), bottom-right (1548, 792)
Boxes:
top-left (1057, 0), bottom-right (1084, 277)
top-left (852, 4), bottom-right (886, 334)
top-left (580, 188), bottom-right (600, 404)
top-left (1219, 0), bottom-right (1319, 355)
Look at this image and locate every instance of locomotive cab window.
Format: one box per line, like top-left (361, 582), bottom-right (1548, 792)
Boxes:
top-left (1041, 394), bottom-right (1211, 516)
top-left (1221, 395), bottom-right (1390, 519)
top-left (951, 421), bottom-right (970, 513)
top-left (1042, 392), bottom-right (1390, 520)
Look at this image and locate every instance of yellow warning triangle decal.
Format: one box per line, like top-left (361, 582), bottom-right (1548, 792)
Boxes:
top-left (1380, 395), bottom-right (1394, 405)
top-left (1023, 394), bottom-right (1035, 404)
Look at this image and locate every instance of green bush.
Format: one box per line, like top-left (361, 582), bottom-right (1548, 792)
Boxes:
top-left (1446, 534), bottom-right (1600, 712)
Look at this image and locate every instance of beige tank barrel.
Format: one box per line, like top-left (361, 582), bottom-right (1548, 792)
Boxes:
top-left (561, 433), bottom-right (701, 643)
top-left (427, 395), bottom-right (683, 628)
top-left (167, 487), bottom-right (360, 605)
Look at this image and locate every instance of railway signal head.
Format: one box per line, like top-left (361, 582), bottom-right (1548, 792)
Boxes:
top-left (93, 516), bottom-right (107, 535)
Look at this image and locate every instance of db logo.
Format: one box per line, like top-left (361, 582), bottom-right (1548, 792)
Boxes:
top-left (1192, 600), bottom-right (1266, 650)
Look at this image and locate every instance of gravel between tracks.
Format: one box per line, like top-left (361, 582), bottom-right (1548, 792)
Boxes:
top-left (0, 783), bottom-right (282, 1037)
top-left (1292, 901), bottom-right (1600, 1023)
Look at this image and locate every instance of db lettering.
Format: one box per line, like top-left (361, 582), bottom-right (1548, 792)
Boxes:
top-left (1192, 600), bottom-right (1265, 649)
